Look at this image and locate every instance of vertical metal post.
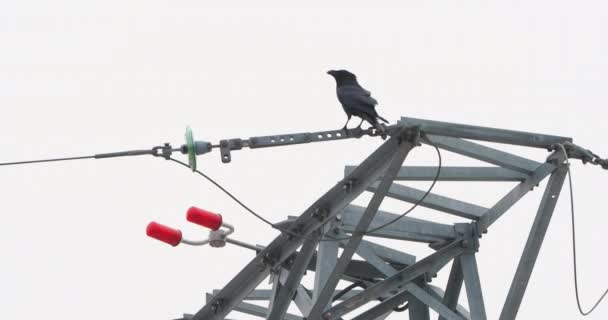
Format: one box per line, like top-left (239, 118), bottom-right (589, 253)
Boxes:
top-left (268, 271), bottom-right (282, 313)
top-left (438, 258), bottom-right (464, 320)
top-left (313, 222), bottom-right (339, 311)
top-left (499, 164), bottom-right (568, 320)
top-left (307, 135), bottom-right (417, 319)
top-left (409, 295), bottom-right (431, 320)
top-left (461, 253), bottom-right (487, 320)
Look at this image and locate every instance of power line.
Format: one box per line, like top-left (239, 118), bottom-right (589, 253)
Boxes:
top-left (559, 144), bottom-right (608, 316)
top-left (0, 155), bottom-right (95, 166)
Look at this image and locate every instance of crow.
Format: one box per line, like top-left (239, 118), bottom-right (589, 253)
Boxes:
top-left (327, 69), bottom-right (388, 132)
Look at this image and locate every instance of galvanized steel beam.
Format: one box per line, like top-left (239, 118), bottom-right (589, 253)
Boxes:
top-left (438, 259), bottom-right (465, 320)
top-left (341, 205), bottom-right (456, 243)
top-left (313, 222), bottom-right (339, 311)
top-left (407, 283), bottom-right (465, 320)
top-left (369, 182), bottom-right (488, 220)
top-left (499, 164), bottom-right (568, 320)
top-left (478, 162), bottom-right (556, 232)
top-left (267, 235), bottom-right (319, 320)
top-left (460, 254), bottom-right (487, 320)
top-left (204, 293), bottom-right (303, 320)
top-left (424, 135), bottom-right (541, 174)
top-left (401, 117), bottom-right (572, 149)
top-left (346, 166), bottom-right (529, 182)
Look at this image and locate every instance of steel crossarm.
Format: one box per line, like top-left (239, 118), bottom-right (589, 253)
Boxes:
top-left (478, 162), bottom-right (556, 232)
top-left (423, 135), bottom-right (541, 174)
top-left (190, 131), bottom-right (408, 320)
top-left (341, 205), bottom-right (457, 242)
top-left (307, 136), bottom-right (416, 319)
top-left (368, 182), bottom-right (488, 220)
top-left (346, 166), bottom-right (529, 182)
top-left (401, 117), bottom-right (572, 149)
top-left (322, 241), bottom-right (465, 320)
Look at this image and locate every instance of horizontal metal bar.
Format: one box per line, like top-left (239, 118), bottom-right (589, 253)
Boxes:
top-left (247, 127), bottom-right (375, 149)
top-left (342, 205), bottom-right (457, 242)
top-left (401, 117), bottom-right (572, 149)
top-left (308, 255), bottom-right (392, 279)
top-left (346, 166), bottom-right (529, 181)
top-left (212, 289), bottom-right (273, 301)
top-left (213, 289), bottom-right (365, 301)
top-left (368, 182), bottom-right (487, 220)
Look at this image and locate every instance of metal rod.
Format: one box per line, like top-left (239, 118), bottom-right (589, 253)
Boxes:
top-left (224, 238), bottom-right (261, 251)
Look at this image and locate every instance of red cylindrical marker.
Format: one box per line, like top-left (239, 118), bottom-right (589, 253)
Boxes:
top-left (186, 207), bottom-right (222, 230)
top-left (146, 222), bottom-right (182, 246)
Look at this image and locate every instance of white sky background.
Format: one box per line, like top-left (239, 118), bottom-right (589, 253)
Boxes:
top-left (1, 1), bottom-right (607, 319)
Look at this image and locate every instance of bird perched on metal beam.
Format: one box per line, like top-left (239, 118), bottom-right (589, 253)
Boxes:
top-left (327, 69), bottom-right (388, 132)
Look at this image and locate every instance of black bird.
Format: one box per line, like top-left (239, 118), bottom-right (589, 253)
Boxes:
top-left (327, 69), bottom-right (388, 132)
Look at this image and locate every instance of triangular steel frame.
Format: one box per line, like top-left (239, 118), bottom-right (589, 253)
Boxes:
top-left (178, 117), bottom-right (573, 320)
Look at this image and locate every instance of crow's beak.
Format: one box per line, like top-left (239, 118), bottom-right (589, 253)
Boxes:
top-left (327, 70), bottom-right (335, 76)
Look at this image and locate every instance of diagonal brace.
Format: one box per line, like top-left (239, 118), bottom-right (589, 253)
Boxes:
top-left (307, 137), bottom-right (417, 319)
top-left (499, 164), bottom-right (568, 320)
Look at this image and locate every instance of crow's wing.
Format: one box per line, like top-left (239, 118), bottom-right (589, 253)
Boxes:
top-left (337, 85), bottom-right (378, 107)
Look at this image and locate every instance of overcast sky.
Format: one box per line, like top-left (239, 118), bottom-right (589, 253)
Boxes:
top-left (1, 1), bottom-right (607, 319)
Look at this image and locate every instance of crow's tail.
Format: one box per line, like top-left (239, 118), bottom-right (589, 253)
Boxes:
top-left (376, 114), bottom-right (389, 123)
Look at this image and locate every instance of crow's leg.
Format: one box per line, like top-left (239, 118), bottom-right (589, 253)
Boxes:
top-left (342, 115), bottom-right (352, 131)
top-left (362, 115), bottom-right (384, 132)
top-left (356, 118), bottom-right (364, 129)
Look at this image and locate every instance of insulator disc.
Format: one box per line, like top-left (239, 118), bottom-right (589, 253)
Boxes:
top-left (185, 126), bottom-right (197, 172)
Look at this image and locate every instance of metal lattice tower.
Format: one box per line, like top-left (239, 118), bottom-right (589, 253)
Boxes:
top-left (176, 116), bottom-right (580, 320)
